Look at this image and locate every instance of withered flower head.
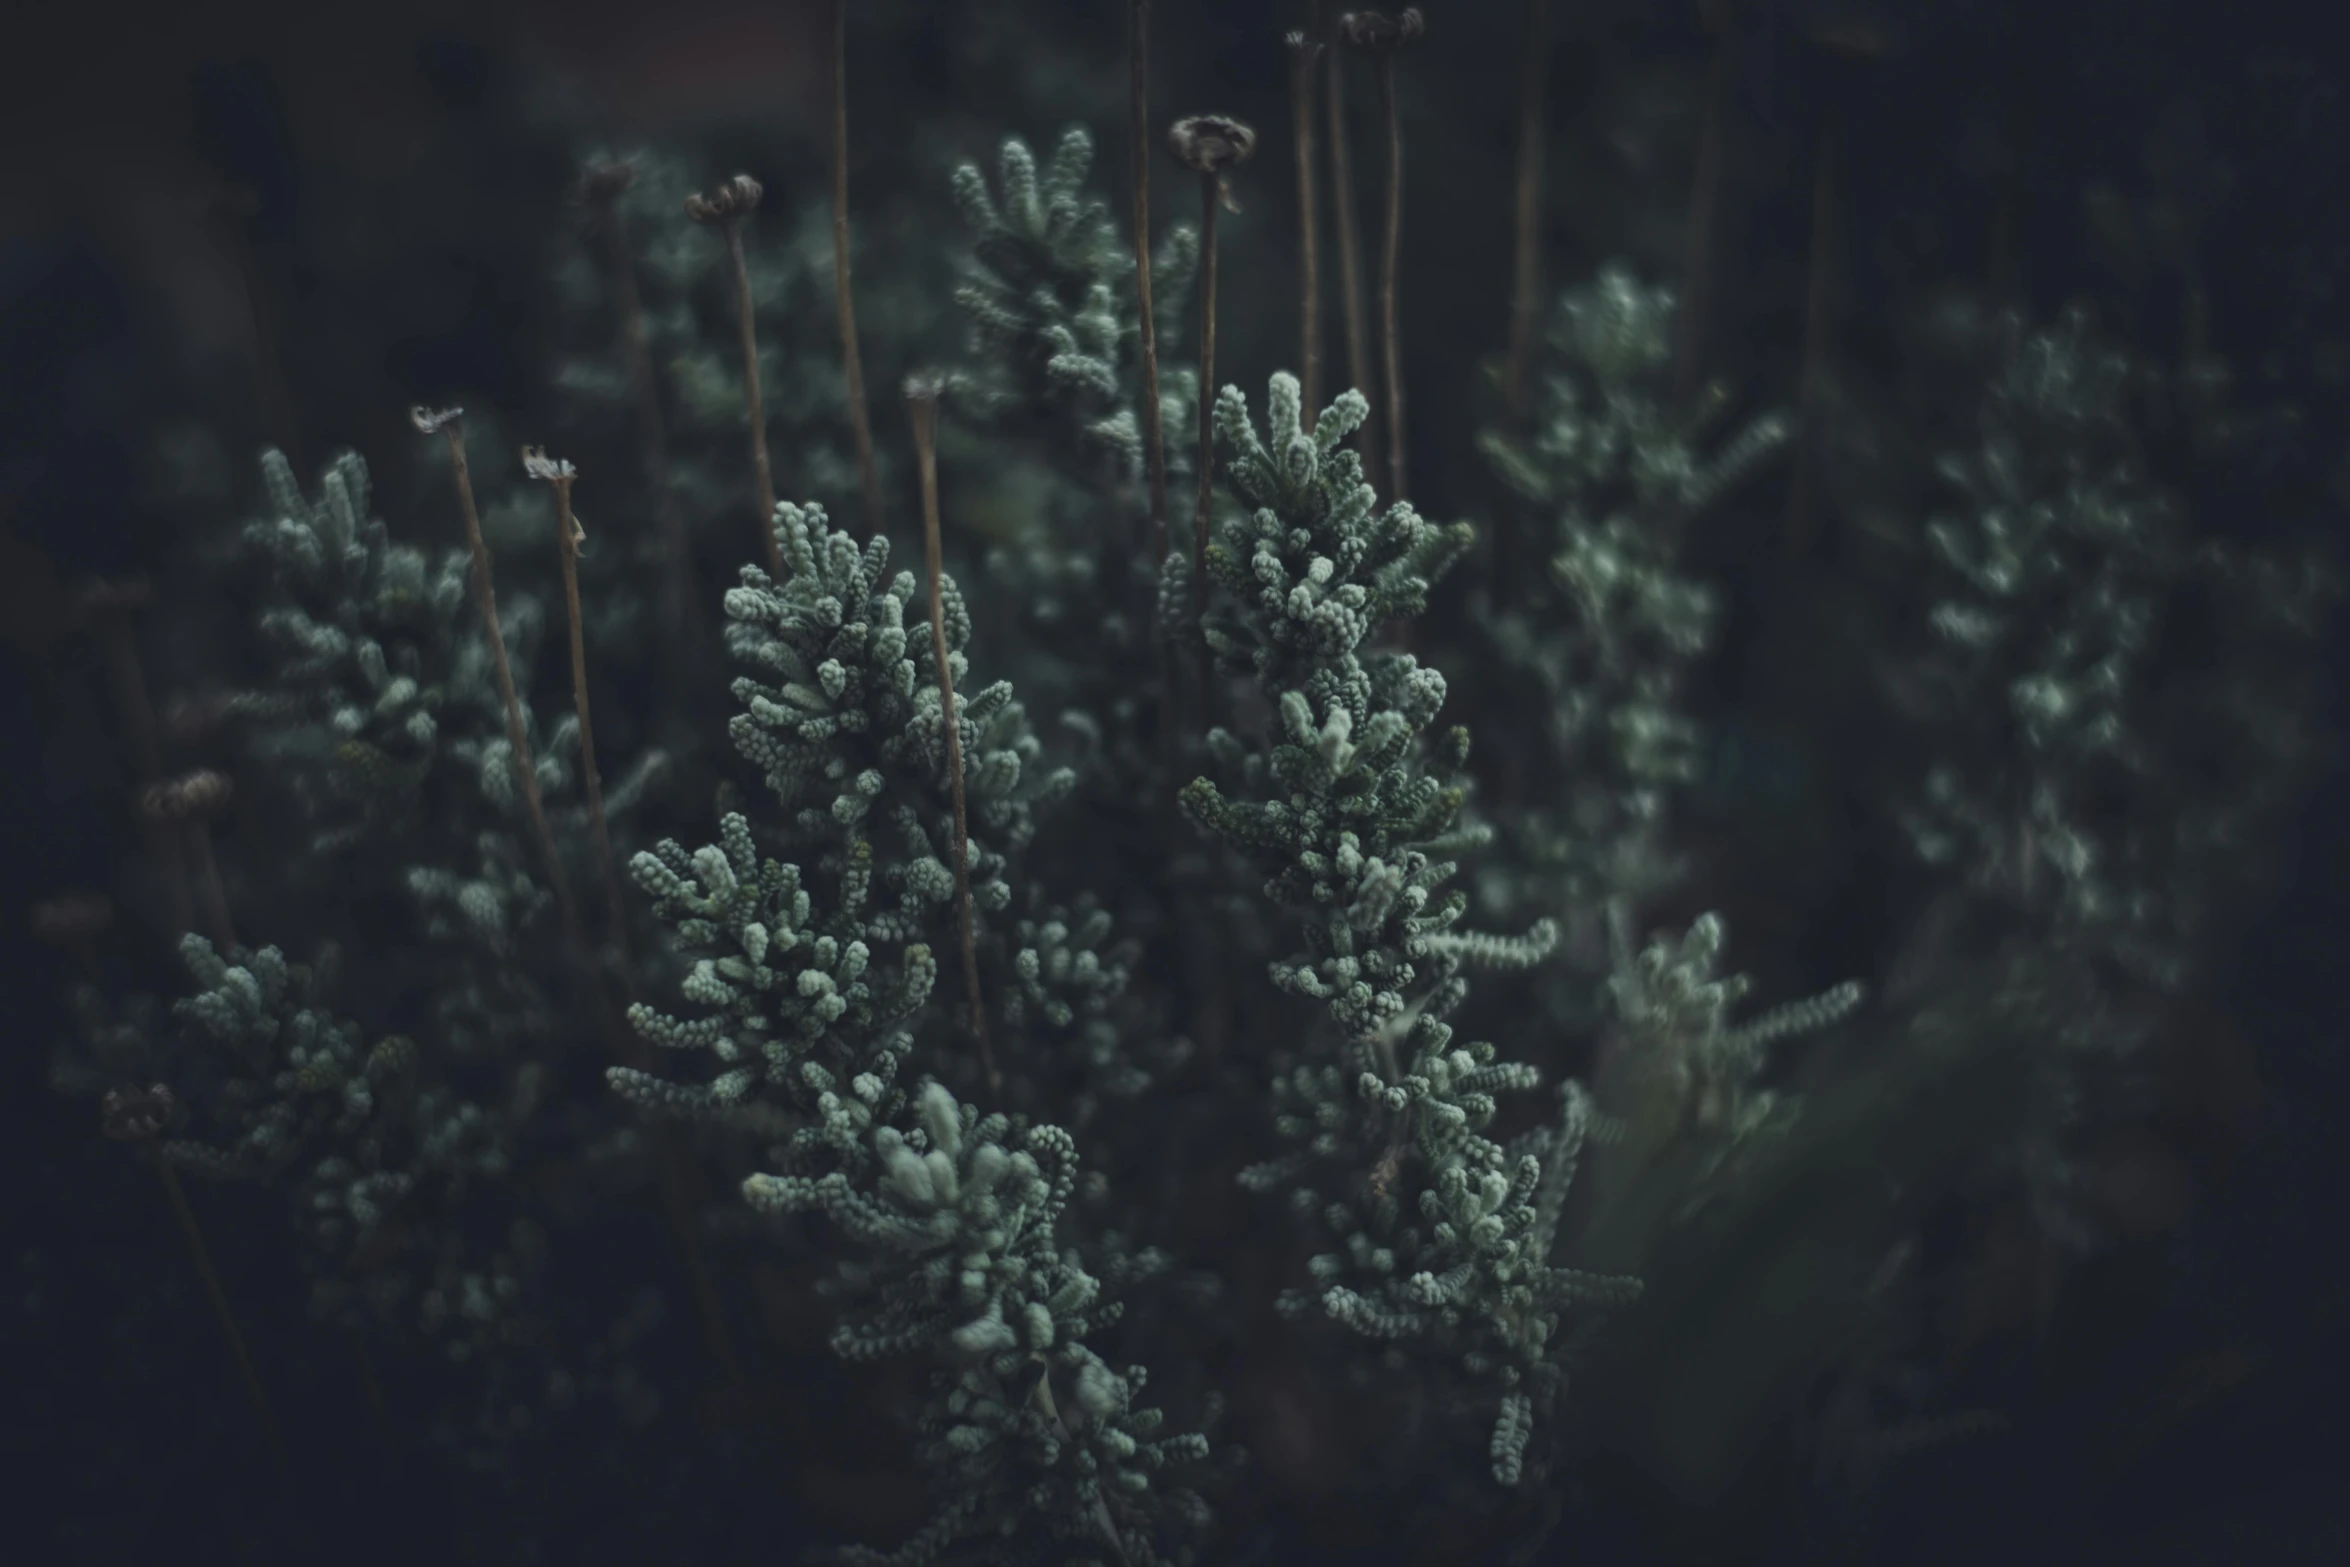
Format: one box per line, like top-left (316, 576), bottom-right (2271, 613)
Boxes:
top-left (410, 405), bottom-right (464, 437)
top-left (575, 161), bottom-right (637, 204)
top-left (1167, 115), bottom-right (1258, 176)
top-left (1285, 29), bottom-right (1325, 65)
top-left (685, 174), bottom-right (763, 224)
top-left (140, 769), bottom-right (234, 824)
top-left (1340, 8), bottom-right (1425, 51)
top-left (102, 1082), bottom-right (177, 1143)
top-left (520, 446), bottom-right (578, 483)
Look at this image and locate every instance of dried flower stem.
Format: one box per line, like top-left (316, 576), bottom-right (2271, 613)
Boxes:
top-left (1130, 0), bottom-right (1185, 793)
top-left (689, 179), bottom-right (783, 576)
top-left (1675, 0), bottom-right (1738, 402)
top-left (1288, 30), bottom-right (1326, 424)
top-left (420, 413), bottom-right (578, 927)
top-left (1370, 40), bottom-right (1409, 501)
top-left (830, 0), bottom-right (883, 537)
top-left (531, 454), bottom-right (633, 972)
top-left (1131, 1), bottom-right (1171, 562)
top-left (1323, 16), bottom-right (1378, 479)
top-left (579, 166), bottom-right (702, 646)
top-left (182, 815), bottom-right (238, 953)
top-left (1193, 174), bottom-right (1221, 671)
top-left (907, 380), bottom-right (1001, 1108)
top-left (1168, 114), bottom-right (1256, 706)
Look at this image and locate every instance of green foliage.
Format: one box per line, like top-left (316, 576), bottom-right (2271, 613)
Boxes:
top-left (1188, 373), bottom-right (1636, 1488)
top-left (611, 502), bottom-right (1216, 1563)
top-left (1475, 269), bottom-right (1789, 931)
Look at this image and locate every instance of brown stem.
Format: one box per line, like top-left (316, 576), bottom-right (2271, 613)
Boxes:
top-left (1131, 2), bottom-right (1171, 565)
top-left (1289, 30), bottom-right (1326, 425)
top-left (1372, 49), bottom-right (1408, 503)
top-left (430, 421), bottom-right (578, 926)
top-left (1323, 20), bottom-right (1379, 480)
top-left (831, 0), bottom-right (884, 537)
top-left (1131, 2), bottom-right (1183, 802)
top-left (182, 820), bottom-right (238, 954)
top-left (908, 383), bottom-right (1001, 1108)
top-left (1193, 176), bottom-right (1221, 701)
top-left (723, 220), bottom-right (782, 576)
top-left (1675, 0), bottom-right (1738, 404)
top-left (543, 467), bottom-right (633, 973)
top-left (586, 181), bottom-right (702, 648)
top-left (152, 1146), bottom-right (290, 1487)
top-left (1786, 109), bottom-right (1840, 561)
top-left (1502, 0), bottom-right (1552, 424)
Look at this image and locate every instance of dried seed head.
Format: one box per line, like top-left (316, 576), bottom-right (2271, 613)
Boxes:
top-left (1286, 29), bottom-right (1326, 66)
top-left (1167, 115), bottom-right (1259, 176)
top-left (575, 161), bottom-right (637, 204)
top-left (520, 446), bottom-right (578, 483)
top-left (32, 890), bottom-right (113, 946)
top-left (1340, 8), bottom-right (1425, 51)
top-left (903, 371), bottom-right (948, 406)
top-left (141, 770), bottom-right (234, 823)
top-left (410, 405), bottom-right (464, 437)
top-left (101, 1082), bottom-right (177, 1143)
top-left (685, 174), bottom-right (763, 224)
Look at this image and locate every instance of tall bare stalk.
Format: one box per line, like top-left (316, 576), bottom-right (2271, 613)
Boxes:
top-left (1342, 9), bottom-right (1423, 503)
top-left (830, 0), bottom-right (884, 537)
top-left (906, 378), bottom-right (1001, 1108)
top-left (1288, 29), bottom-right (1327, 424)
top-left (413, 408), bottom-right (577, 926)
top-left (1168, 116), bottom-right (1258, 696)
top-left (685, 177), bottom-right (783, 576)
top-left (1321, 6), bottom-right (1378, 479)
top-left (524, 449), bottom-right (633, 970)
top-left (1674, 0), bottom-right (1739, 403)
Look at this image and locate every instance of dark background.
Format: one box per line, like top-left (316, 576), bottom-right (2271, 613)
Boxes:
top-left (5, 2), bottom-right (2348, 1562)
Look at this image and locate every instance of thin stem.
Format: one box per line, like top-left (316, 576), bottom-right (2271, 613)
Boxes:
top-left (433, 423), bottom-right (577, 925)
top-left (831, 0), bottom-right (883, 537)
top-left (908, 384), bottom-right (1001, 1108)
top-left (1502, 0), bottom-right (1551, 424)
top-left (724, 220), bottom-right (782, 576)
top-left (1131, 1), bottom-right (1170, 565)
top-left (1131, 1), bottom-right (1183, 801)
top-left (1290, 30), bottom-right (1325, 424)
top-left (152, 1147), bottom-right (290, 1487)
top-left (1372, 49), bottom-right (1408, 502)
top-left (183, 819), bottom-right (238, 953)
top-left (1323, 17), bottom-right (1378, 479)
top-left (1193, 175), bottom-right (1221, 698)
top-left (546, 470), bottom-right (633, 972)
top-left (1675, 0), bottom-right (1737, 403)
